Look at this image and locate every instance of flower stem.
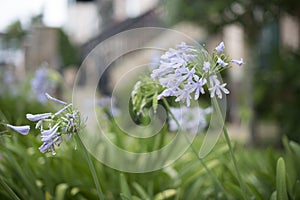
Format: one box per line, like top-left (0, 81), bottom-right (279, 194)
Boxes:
top-left (162, 98), bottom-right (227, 196)
top-left (76, 134), bottom-right (105, 200)
top-left (212, 97), bottom-right (249, 200)
top-left (223, 126), bottom-right (249, 200)
top-left (0, 177), bottom-right (21, 200)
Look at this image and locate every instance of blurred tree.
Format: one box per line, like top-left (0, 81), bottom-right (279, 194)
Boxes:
top-left (162, 0), bottom-right (300, 144)
top-left (3, 20), bottom-right (26, 49)
top-left (58, 29), bottom-right (79, 68)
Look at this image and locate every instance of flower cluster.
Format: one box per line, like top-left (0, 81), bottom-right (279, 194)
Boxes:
top-left (6, 93), bottom-right (81, 155)
top-left (150, 42), bottom-right (243, 106)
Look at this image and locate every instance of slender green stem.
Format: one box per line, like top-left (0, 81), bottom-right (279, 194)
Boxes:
top-left (162, 98), bottom-right (227, 196)
top-left (223, 126), bottom-right (249, 200)
top-left (212, 97), bottom-right (249, 200)
top-left (0, 178), bottom-right (21, 200)
top-left (76, 134), bottom-right (105, 200)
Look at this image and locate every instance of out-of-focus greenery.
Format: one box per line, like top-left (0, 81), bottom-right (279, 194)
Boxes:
top-left (58, 29), bottom-right (79, 68)
top-left (162, 0), bottom-right (299, 43)
top-left (2, 20), bottom-right (26, 49)
top-left (1, 87), bottom-right (300, 199)
top-left (255, 50), bottom-right (300, 142)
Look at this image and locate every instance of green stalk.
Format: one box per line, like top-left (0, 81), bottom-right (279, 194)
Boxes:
top-left (76, 134), bottom-right (105, 200)
top-left (162, 98), bottom-right (227, 196)
top-left (212, 97), bottom-right (249, 200)
top-left (0, 178), bottom-right (21, 200)
top-left (223, 126), bottom-right (249, 200)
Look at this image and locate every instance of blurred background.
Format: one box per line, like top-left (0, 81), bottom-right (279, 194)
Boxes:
top-left (0, 0), bottom-right (300, 145)
top-left (1, 1), bottom-right (300, 199)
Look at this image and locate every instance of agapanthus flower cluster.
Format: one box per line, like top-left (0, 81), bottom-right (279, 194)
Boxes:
top-left (150, 42), bottom-right (243, 106)
top-left (130, 41), bottom-right (243, 127)
top-left (6, 93), bottom-right (81, 155)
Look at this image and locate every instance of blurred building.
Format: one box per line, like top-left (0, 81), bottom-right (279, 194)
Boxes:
top-left (65, 0), bottom-right (159, 45)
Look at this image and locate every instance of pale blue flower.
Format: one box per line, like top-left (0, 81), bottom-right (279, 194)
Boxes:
top-left (215, 41), bottom-right (225, 53)
top-left (192, 77), bottom-right (207, 100)
top-left (157, 88), bottom-right (177, 100)
top-left (151, 64), bottom-right (175, 79)
top-left (217, 57), bottom-right (228, 67)
top-left (159, 73), bottom-right (185, 88)
top-left (175, 87), bottom-right (192, 107)
top-left (231, 58), bottom-right (244, 66)
top-left (39, 123), bottom-right (62, 155)
top-left (208, 75), bottom-right (229, 99)
top-left (203, 61), bottom-right (210, 72)
top-left (26, 113), bottom-right (52, 121)
top-left (45, 93), bottom-right (67, 105)
top-left (151, 43), bottom-right (197, 80)
top-left (41, 124), bottom-right (60, 142)
top-left (176, 67), bottom-right (197, 83)
top-left (6, 124), bottom-right (30, 135)
top-left (39, 136), bottom-right (62, 155)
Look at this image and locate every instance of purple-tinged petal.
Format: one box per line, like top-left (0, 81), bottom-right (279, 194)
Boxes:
top-left (45, 93), bottom-right (67, 105)
top-left (26, 113), bottom-right (52, 122)
top-left (6, 124), bottom-right (30, 135)
top-left (217, 58), bottom-right (228, 67)
top-left (215, 42), bottom-right (225, 53)
top-left (39, 142), bottom-right (53, 153)
top-left (231, 58), bottom-right (244, 66)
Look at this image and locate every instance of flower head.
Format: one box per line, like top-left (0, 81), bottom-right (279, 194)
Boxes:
top-left (6, 124), bottom-right (30, 135)
top-left (132, 41), bottom-right (243, 113)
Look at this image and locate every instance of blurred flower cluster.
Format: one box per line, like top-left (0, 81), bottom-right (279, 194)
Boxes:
top-left (6, 93), bottom-right (82, 155)
top-left (31, 63), bottom-right (61, 104)
top-left (168, 106), bottom-right (212, 133)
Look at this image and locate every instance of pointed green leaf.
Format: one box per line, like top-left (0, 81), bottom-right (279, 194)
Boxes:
top-left (276, 157), bottom-right (288, 200)
top-left (154, 189), bottom-right (177, 200)
top-left (55, 183), bottom-right (69, 200)
top-left (120, 174), bottom-right (132, 199)
top-left (132, 182), bottom-right (150, 200)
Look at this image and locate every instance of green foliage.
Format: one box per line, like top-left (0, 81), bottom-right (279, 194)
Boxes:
top-left (276, 157), bottom-right (288, 200)
top-left (255, 50), bottom-right (300, 142)
top-left (1, 68), bottom-right (300, 199)
top-left (3, 20), bottom-right (26, 48)
top-left (58, 29), bottom-right (79, 67)
top-left (162, 0), bottom-right (299, 42)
